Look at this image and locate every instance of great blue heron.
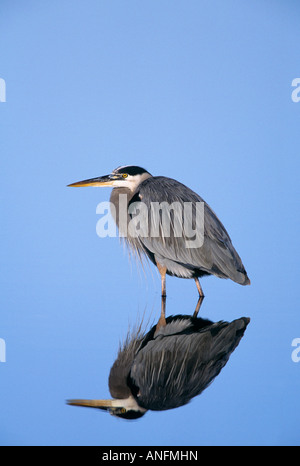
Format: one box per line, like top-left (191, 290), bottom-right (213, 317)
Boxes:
top-left (67, 307), bottom-right (250, 419)
top-left (68, 165), bottom-right (250, 298)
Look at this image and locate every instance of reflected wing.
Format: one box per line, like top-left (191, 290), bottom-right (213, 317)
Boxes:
top-left (129, 317), bottom-right (250, 411)
top-left (130, 177), bottom-right (249, 284)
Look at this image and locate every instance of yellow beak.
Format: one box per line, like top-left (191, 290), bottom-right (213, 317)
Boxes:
top-left (67, 398), bottom-right (120, 410)
top-left (67, 175), bottom-right (114, 188)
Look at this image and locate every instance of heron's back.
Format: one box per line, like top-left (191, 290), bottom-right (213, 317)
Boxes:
top-left (135, 176), bottom-right (250, 285)
top-left (129, 315), bottom-right (250, 411)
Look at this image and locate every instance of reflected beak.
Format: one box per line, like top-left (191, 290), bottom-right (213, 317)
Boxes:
top-left (67, 398), bottom-right (120, 410)
top-left (67, 175), bottom-right (115, 188)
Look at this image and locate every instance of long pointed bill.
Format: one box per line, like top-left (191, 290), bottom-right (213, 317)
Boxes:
top-left (67, 398), bottom-right (121, 410)
top-left (67, 175), bottom-right (114, 188)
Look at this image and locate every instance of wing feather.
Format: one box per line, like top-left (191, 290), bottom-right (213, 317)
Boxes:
top-left (129, 317), bottom-right (249, 410)
top-left (132, 177), bottom-right (249, 284)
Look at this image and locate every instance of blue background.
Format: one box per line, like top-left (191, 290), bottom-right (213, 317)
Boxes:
top-left (1, 0), bottom-right (299, 446)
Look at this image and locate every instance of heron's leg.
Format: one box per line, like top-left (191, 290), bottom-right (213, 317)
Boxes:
top-left (195, 277), bottom-right (204, 298)
top-left (156, 261), bottom-right (167, 297)
top-left (155, 295), bottom-right (167, 333)
top-left (193, 296), bottom-right (204, 318)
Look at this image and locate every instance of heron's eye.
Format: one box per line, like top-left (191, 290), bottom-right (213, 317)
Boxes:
top-left (122, 173), bottom-right (128, 178)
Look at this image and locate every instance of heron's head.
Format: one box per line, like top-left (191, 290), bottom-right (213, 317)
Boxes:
top-left (68, 165), bottom-right (152, 192)
top-left (67, 396), bottom-right (147, 420)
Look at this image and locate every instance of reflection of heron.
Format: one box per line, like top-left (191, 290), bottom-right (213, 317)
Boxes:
top-left (68, 165), bottom-right (250, 298)
top-left (67, 306), bottom-right (250, 419)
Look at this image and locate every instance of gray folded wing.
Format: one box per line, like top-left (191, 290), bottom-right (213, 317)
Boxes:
top-left (129, 317), bottom-right (250, 411)
top-left (132, 177), bottom-right (249, 284)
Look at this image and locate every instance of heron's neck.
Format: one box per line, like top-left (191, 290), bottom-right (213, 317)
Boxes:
top-left (110, 186), bottom-right (133, 198)
top-left (110, 186), bottom-right (135, 209)
top-left (109, 172), bottom-right (151, 230)
top-left (109, 187), bottom-right (133, 232)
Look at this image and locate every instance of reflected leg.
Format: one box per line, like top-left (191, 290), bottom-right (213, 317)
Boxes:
top-left (155, 295), bottom-right (167, 332)
top-left (193, 296), bottom-right (204, 318)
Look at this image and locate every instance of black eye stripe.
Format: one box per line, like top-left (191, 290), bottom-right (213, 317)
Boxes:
top-left (114, 166), bottom-right (149, 176)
